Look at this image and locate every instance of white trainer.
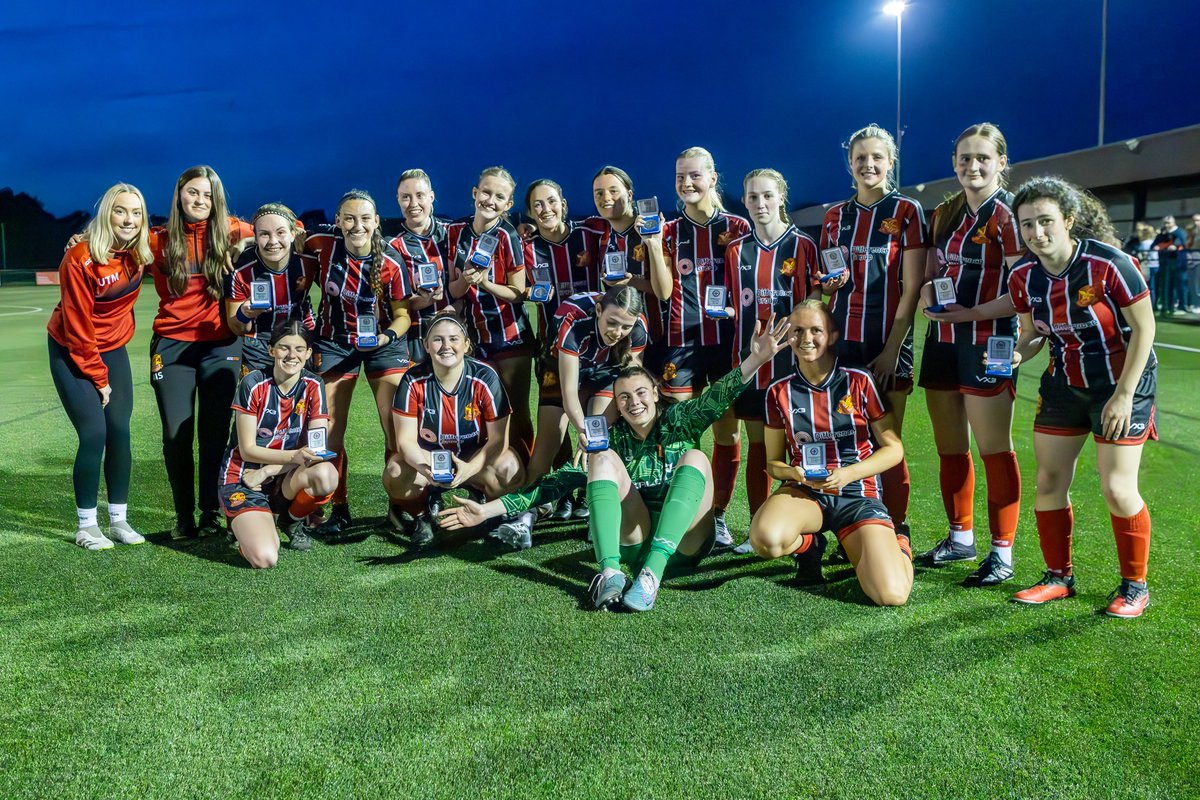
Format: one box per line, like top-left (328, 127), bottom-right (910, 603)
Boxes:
top-left (108, 520), bottom-right (146, 545)
top-left (76, 526), bottom-right (114, 551)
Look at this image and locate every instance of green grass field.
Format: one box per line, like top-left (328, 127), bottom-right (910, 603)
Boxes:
top-left (1, 285), bottom-right (1198, 799)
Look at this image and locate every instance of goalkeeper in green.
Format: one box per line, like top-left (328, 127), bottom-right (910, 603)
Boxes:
top-left (438, 314), bottom-right (791, 611)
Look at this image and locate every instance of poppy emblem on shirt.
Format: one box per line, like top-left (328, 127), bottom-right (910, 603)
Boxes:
top-left (879, 217), bottom-right (901, 235)
top-left (229, 492), bottom-right (246, 507)
top-left (837, 394), bottom-right (855, 415)
top-left (420, 429), bottom-right (437, 443)
top-left (1076, 282), bottom-right (1104, 307)
top-left (325, 281), bottom-right (340, 297)
top-left (662, 362), bottom-right (678, 381)
top-left (971, 226), bottom-right (990, 245)
top-left (781, 258), bottom-right (796, 277)
top-left (632, 244), bottom-right (647, 262)
top-left (463, 403), bottom-right (479, 421)
top-left (717, 231), bottom-right (733, 247)
top-left (152, 353), bottom-right (164, 372)
top-left (575, 251), bottom-right (593, 268)
top-left (677, 258), bottom-right (694, 276)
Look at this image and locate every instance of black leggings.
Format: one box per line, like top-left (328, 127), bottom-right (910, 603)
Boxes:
top-left (150, 335), bottom-right (241, 519)
top-left (48, 336), bottom-right (133, 509)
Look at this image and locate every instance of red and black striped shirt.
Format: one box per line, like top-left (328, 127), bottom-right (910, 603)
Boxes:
top-left (392, 357), bottom-right (511, 455)
top-left (583, 216), bottom-right (664, 342)
top-left (929, 189), bottom-right (1022, 344)
top-left (820, 192), bottom-right (927, 345)
top-left (523, 220), bottom-right (603, 342)
top-left (554, 292), bottom-right (650, 376)
top-left (446, 218), bottom-right (530, 348)
top-left (1008, 239), bottom-right (1153, 389)
top-left (306, 229), bottom-right (413, 347)
top-left (725, 226), bottom-right (817, 389)
top-left (224, 250), bottom-right (317, 340)
top-left (388, 218), bottom-right (451, 342)
top-left (765, 364), bottom-right (888, 498)
top-left (220, 369), bottom-right (329, 484)
top-left (663, 210), bottom-right (750, 347)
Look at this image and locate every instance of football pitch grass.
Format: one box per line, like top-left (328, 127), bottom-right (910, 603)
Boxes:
top-left (1, 285), bottom-right (1197, 799)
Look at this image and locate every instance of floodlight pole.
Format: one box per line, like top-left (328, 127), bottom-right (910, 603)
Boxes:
top-left (1098, 0), bottom-right (1108, 146)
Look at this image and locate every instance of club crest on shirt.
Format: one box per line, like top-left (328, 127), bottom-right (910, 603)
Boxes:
top-left (1036, 394), bottom-right (1044, 416)
top-left (1076, 282), bottom-right (1104, 307)
top-left (241, 364), bottom-right (250, 378)
top-left (662, 362), bottom-right (678, 381)
top-left (837, 394), bottom-right (855, 415)
top-left (296, 399), bottom-right (306, 416)
top-left (462, 403), bottom-right (479, 421)
top-left (575, 251), bottom-right (593, 268)
top-left (879, 217), bottom-right (901, 236)
top-left (313, 352), bottom-right (322, 369)
top-left (781, 258), bottom-right (796, 277)
top-left (542, 370), bottom-right (558, 388)
top-left (971, 226), bottom-right (991, 245)
top-left (229, 491), bottom-right (246, 507)
top-left (717, 231), bottom-right (733, 247)
top-left (632, 244), bottom-right (647, 262)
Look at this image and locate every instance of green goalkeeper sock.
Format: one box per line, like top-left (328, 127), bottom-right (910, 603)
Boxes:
top-left (587, 480), bottom-right (622, 571)
top-left (641, 465), bottom-right (707, 581)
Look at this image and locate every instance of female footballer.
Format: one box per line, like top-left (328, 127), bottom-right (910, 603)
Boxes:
top-left (49, 183), bottom-right (153, 550)
top-left (219, 321), bottom-right (337, 568)
top-left (224, 203), bottom-right (316, 372)
top-left (750, 301), bottom-right (913, 607)
top-left (437, 315), bottom-right (791, 612)
top-left (388, 168), bottom-right (452, 363)
top-left (724, 168), bottom-right (818, 551)
top-left (383, 313), bottom-right (527, 550)
top-left (927, 177), bottom-right (1157, 618)
top-left (304, 189), bottom-right (414, 534)
top-left (660, 147), bottom-right (750, 547)
top-left (916, 124), bottom-right (1025, 586)
top-left (816, 126), bottom-right (927, 541)
top-left (148, 166), bottom-right (253, 540)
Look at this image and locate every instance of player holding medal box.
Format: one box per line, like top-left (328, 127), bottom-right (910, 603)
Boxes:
top-left (927, 277), bottom-right (957, 312)
top-left (470, 232), bottom-right (500, 270)
top-left (582, 415), bottom-right (609, 452)
top-left (249, 279), bottom-right (273, 310)
top-left (416, 261), bottom-right (440, 292)
top-left (430, 450), bottom-right (455, 484)
top-left (356, 314), bottom-right (379, 348)
top-left (603, 251), bottom-right (628, 282)
top-left (801, 442), bottom-right (829, 479)
top-left (530, 264), bottom-right (554, 303)
top-left (984, 336), bottom-right (1014, 376)
top-left (819, 247), bottom-right (847, 283)
top-left (636, 197), bottom-right (661, 236)
top-left (306, 427), bottom-right (337, 461)
top-left (703, 285), bottom-right (731, 319)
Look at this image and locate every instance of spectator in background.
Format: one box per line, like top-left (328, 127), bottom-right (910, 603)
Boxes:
top-left (1188, 213), bottom-right (1200, 313)
top-left (1152, 215), bottom-right (1187, 313)
top-left (1127, 222), bottom-right (1159, 309)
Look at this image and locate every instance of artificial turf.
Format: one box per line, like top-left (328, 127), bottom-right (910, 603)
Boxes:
top-left (1, 285), bottom-right (1197, 799)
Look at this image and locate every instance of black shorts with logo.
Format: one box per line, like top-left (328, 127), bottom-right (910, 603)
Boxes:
top-left (782, 484), bottom-right (895, 541)
top-left (312, 336), bottom-right (410, 380)
top-left (918, 338), bottom-right (1017, 397)
top-left (836, 336), bottom-right (914, 394)
top-left (220, 478), bottom-right (289, 520)
top-left (1033, 362), bottom-right (1158, 445)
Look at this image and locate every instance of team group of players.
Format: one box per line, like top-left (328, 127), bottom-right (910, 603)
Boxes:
top-left (47, 122), bottom-right (1159, 617)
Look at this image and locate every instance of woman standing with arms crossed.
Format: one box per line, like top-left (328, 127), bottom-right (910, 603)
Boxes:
top-left (915, 124), bottom-right (1025, 586)
top-left (817, 125), bottom-right (927, 543)
top-left (49, 184), bottom-right (154, 550)
top-left (148, 166), bottom-right (253, 540)
top-left (304, 189), bottom-right (414, 534)
top-left (660, 147), bottom-right (749, 547)
top-left (928, 177), bottom-right (1157, 618)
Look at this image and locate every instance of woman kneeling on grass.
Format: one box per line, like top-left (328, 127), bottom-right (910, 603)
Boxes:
top-left (926, 177), bottom-right (1157, 618)
top-left (383, 313), bottom-right (527, 551)
top-left (219, 321), bottom-right (337, 568)
top-left (437, 315), bottom-right (791, 612)
top-left (749, 300), bottom-right (913, 607)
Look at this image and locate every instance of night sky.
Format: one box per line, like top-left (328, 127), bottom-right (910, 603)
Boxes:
top-left (3, 0), bottom-right (1197, 221)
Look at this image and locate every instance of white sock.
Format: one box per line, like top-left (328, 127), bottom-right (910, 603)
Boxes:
top-left (77, 507), bottom-right (98, 528)
top-left (108, 503), bottom-right (128, 524)
top-left (518, 510), bottom-right (537, 528)
top-left (991, 544), bottom-right (1013, 566)
top-left (950, 527), bottom-right (974, 546)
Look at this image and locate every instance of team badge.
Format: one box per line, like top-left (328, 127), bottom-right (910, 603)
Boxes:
top-left (463, 403), bottom-right (479, 421)
top-left (1076, 282), bottom-right (1104, 307)
top-left (313, 353), bottom-right (322, 369)
top-left (717, 231), bottom-right (732, 247)
top-left (971, 226), bottom-right (990, 245)
top-left (837, 394), bottom-right (855, 415)
top-left (1036, 395), bottom-right (1044, 416)
top-left (296, 399), bottom-right (306, 416)
top-left (575, 251), bottom-right (593, 268)
top-left (152, 353), bottom-right (164, 372)
top-left (240, 364), bottom-right (250, 378)
top-left (229, 492), bottom-right (246, 507)
top-left (879, 218), bottom-right (901, 235)
top-left (662, 362), bottom-right (678, 381)
top-left (632, 244), bottom-right (646, 262)
top-left (543, 370), bottom-right (558, 388)
top-left (781, 257), bottom-right (796, 276)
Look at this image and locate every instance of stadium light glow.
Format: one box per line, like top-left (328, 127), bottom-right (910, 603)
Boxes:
top-left (883, 1), bottom-right (906, 16)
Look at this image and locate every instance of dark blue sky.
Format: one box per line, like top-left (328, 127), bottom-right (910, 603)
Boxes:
top-left (3, 0), bottom-right (1196, 221)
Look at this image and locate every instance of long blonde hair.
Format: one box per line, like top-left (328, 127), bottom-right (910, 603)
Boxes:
top-left (676, 146), bottom-right (726, 213)
top-left (165, 165), bottom-right (232, 300)
top-left (743, 169), bottom-right (791, 224)
top-left (85, 183), bottom-right (154, 267)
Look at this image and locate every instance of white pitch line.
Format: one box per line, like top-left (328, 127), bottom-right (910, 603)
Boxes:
top-left (1157, 342), bottom-right (1200, 354)
top-left (0, 306), bottom-right (43, 317)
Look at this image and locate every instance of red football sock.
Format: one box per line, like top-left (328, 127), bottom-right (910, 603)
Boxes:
top-left (938, 452), bottom-right (975, 531)
top-left (1112, 504), bottom-right (1151, 582)
top-left (1035, 506), bottom-right (1073, 576)
top-left (881, 458), bottom-right (911, 525)
top-left (982, 450), bottom-right (1021, 547)
top-left (747, 441), bottom-right (771, 514)
top-left (332, 452), bottom-right (348, 504)
top-left (288, 489), bottom-right (332, 521)
top-left (712, 441), bottom-right (741, 511)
